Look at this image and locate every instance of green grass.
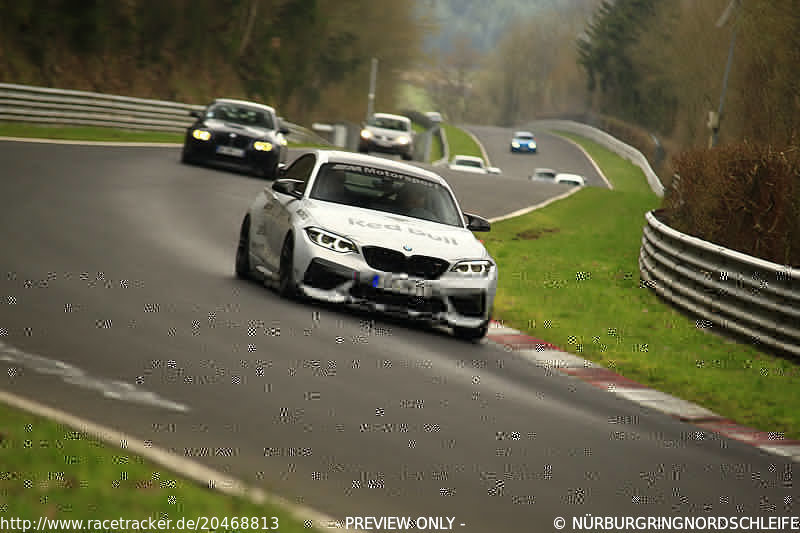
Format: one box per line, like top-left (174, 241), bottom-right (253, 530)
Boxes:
top-left (442, 123), bottom-right (482, 161)
top-left (555, 131), bottom-right (654, 196)
top-left (485, 132), bottom-right (800, 439)
top-left (0, 406), bottom-right (319, 531)
top-left (0, 121), bottom-right (313, 148)
top-left (0, 122), bottom-right (184, 143)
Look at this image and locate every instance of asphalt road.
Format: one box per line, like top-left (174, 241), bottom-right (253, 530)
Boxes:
top-left (462, 125), bottom-right (607, 188)
top-left (0, 136), bottom-right (794, 531)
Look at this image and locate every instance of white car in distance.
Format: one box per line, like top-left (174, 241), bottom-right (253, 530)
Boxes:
top-left (530, 168), bottom-right (585, 187)
top-left (448, 155), bottom-right (501, 175)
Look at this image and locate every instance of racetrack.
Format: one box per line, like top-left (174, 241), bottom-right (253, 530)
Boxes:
top-left (0, 134), bottom-right (793, 530)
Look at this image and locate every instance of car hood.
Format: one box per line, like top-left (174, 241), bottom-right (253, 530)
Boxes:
top-left (201, 119), bottom-right (276, 138)
top-left (365, 126), bottom-right (412, 140)
top-left (300, 201), bottom-right (489, 261)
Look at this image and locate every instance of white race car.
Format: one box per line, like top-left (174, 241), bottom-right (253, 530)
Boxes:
top-left (448, 155), bottom-right (501, 175)
top-left (235, 150), bottom-right (497, 340)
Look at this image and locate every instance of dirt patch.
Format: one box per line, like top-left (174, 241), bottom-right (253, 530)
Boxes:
top-left (514, 227), bottom-right (560, 240)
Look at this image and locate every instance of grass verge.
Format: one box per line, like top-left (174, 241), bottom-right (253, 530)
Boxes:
top-left (0, 404), bottom-right (318, 531)
top-left (0, 122), bottom-right (184, 143)
top-left (485, 132), bottom-right (800, 440)
top-left (0, 121), bottom-right (316, 148)
top-left (441, 123), bottom-right (481, 161)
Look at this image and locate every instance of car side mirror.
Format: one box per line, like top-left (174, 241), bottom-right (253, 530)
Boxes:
top-left (189, 109), bottom-right (202, 119)
top-left (277, 163), bottom-right (288, 177)
top-left (272, 179), bottom-right (304, 199)
top-left (464, 213), bottom-right (491, 232)
top-left (279, 126), bottom-right (290, 135)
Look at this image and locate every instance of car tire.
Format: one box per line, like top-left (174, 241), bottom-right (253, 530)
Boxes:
top-left (452, 321), bottom-right (489, 342)
top-left (235, 216), bottom-right (251, 279)
top-left (181, 145), bottom-right (195, 164)
top-left (402, 152), bottom-right (413, 161)
top-left (278, 234), bottom-right (300, 299)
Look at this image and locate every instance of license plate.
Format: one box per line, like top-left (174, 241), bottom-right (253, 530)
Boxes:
top-left (216, 145), bottom-right (245, 157)
top-left (378, 274), bottom-right (431, 297)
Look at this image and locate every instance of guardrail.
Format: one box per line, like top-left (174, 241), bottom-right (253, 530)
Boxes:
top-left (0, 82), bottom-right (330, 145)
top-left (534, 119), bottom-right (665, 197)
top-left (639, 210), bottom-right (800, 357)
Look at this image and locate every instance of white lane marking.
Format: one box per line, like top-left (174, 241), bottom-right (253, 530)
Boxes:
top-left (488, 186), bottom-right (581, 224)
top-left (0, 136), bottom-right (181, 147)
top-left (462, 128), bottom-right (492, 166)
top-left (548, 132), bottom-right (613, 189)
top-left (0, 340), bottom-right (188, 412)
top-left (0, 389), bottom-right (362, 532)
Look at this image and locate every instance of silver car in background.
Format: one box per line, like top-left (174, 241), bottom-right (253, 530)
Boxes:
top-left (358, 113), bottom-right (415, 160)
top-left (235, 150), bottom-right (497, 340)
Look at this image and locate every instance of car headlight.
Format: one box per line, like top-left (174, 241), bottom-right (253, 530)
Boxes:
top-left (253, 141), bottom-right (273, 151)
top-left (530, 141), bottom-right (537, 148)
top-left (450, 260), bottom-right (493, 276)
top-left (192, 129), bottom-right (211, 141)
top-left (360, 129), bottom-right (373, 139)
top-left (279, 137), bottom-right (288, 146)
top-left (305, 227), bottom-right (357, 253)
top-left (395, 135), bottom-right (410, 145)
top-left (511, 141), bottom-right (520, 148)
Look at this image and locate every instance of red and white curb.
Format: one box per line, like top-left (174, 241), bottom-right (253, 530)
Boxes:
top-left (484, 320), bottom-right (800, 462)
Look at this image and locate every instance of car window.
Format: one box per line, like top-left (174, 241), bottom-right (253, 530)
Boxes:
top-left (310, 163), bottom-right (463, 227)
top-left (515, 133), bottom-right (533, 140)
top-left (208, 103), bottom-right (274, 129)
top-left (283, 153), bottom-right (316, 193)
top-left (456, 158), bottom-right (482, 168)
top-left (367, 116), bottom-right (409, 131)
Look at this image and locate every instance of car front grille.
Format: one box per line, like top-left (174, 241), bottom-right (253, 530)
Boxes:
top-left (361, 246), bottom-right (449, 279)
top-left (302, 259), bottom-right (352, 290)
top-left (448, 293), bottom-right (486, 317)
top-left (349, 285), bottom-right (446, 314)
top-left (214, 132), bottom-right (253, 149)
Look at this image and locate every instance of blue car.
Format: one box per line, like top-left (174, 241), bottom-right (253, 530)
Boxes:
top-left (510, 131), bottom-right (537, 153)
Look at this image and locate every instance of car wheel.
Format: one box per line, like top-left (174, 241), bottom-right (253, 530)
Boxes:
top-left (235, 216), bottom-right (251, 279)
top-left (402, 152), bottom-right (413, 161)
top-left (452, 321), bottom-right (489, 342)
top-left (181, 145), bottom-right (194, 164)
top-left (278, 234), bottom-right (300, 299)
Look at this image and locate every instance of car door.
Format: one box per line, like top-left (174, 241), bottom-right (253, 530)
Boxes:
top-left (262, 153), bottom-right (316, 270)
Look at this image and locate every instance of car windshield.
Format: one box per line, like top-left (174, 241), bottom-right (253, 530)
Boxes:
top-left (366, 116), bottom-right (410, 131)
top-left (309, 163), bottom-right (463, 227)
top-left (455, 158), bottom-right (483, 168)
top-left (515, 133), bottom-right (534, 140)
top-left (207, 103), bottom-right (274, 129)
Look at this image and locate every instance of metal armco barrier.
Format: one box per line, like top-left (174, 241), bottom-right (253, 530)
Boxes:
top-left (534, 119), bottom-right (665, 197)
top-left (639, 210), bottom-right (800, 357)
top-left (0, 82), bottom-right (329, 144)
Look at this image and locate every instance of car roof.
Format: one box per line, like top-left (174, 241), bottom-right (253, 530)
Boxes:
top-left (371, 112), bottom-right (411, 122)
top-left (452, 155), bottom-right (484, 163)
top-left (556, 173), bottom-right (585, 180)
top-left (513, 131), bottom-right (534, 137)
top-left (212, 98), bottom-right (276, 114)
top-left (314, 150), bottom-right (449, 186)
